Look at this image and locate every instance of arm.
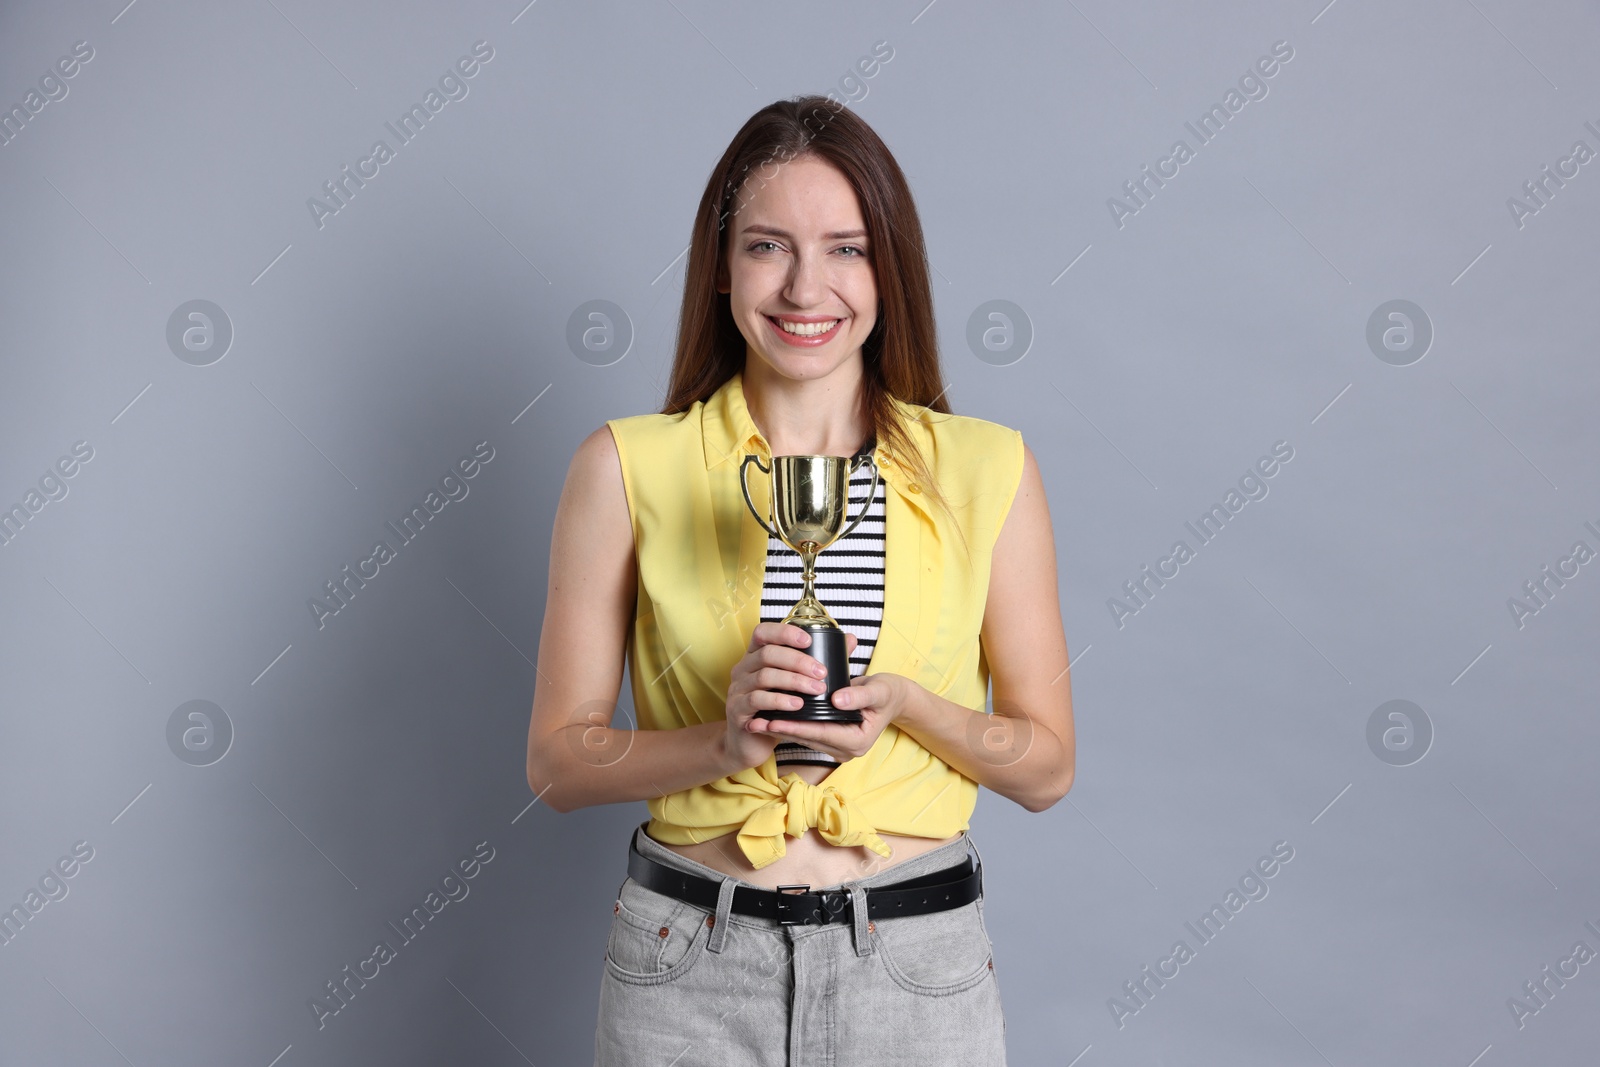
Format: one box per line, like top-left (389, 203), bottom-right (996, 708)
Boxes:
top-left (893, 442), bottom-right (1075, 812)
top-left (525, 425), bottom-right (740, 814)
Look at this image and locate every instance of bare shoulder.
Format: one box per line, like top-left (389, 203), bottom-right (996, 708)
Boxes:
top-left (1017, 439), bottom-right (1044, 493)
top-left (998, 439), bottom-right (1051, 544)
top-left (571, 423), bottom-right (622, 481)
top-left (553, 424), bottom-right (633, 553)
top-left (568, 423), bottom-right (626, 498)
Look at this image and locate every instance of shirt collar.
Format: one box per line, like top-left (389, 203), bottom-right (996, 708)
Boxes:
top-left (699, 369), bottom-right (933, 517)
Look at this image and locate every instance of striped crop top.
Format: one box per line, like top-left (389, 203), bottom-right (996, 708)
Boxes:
top-left (765, 434), bottom-right (884, 769)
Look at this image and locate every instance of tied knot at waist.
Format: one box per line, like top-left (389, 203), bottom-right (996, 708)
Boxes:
top-left (735, 773), bottom-right (893, 870)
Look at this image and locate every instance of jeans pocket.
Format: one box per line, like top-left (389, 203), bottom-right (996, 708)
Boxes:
top-left (603, 876), bottom-right (709, 986)
top-left (872, 898), bottom-right (994, 996)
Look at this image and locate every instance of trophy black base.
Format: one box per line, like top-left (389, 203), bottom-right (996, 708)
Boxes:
top-left (756, 622), bottom-right (864, 725)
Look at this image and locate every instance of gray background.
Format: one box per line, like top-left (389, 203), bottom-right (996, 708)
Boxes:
top-left (1, 0), bottom-right (1596, 1063)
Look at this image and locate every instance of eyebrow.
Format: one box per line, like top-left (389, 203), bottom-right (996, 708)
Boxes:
top-left (740, 225), bottom-right (868, 240)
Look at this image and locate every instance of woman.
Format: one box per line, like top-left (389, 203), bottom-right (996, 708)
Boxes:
top-left (527, 95), bottom-right (1074, 1066)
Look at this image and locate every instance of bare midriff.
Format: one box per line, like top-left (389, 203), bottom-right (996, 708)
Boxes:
top-left (649, 761), bottom-right (962, 890)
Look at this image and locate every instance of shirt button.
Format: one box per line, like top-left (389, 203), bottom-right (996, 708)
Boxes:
top-left (908, 483), bottom-right (921, 493)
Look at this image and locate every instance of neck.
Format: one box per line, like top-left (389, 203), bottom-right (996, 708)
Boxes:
top-left (741, 354), bottom-right (871, 457)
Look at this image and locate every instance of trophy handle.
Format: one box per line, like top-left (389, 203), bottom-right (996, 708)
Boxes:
top-left (835, 455), bottom-right (881, 541)
top-left (739, 454), bottom-right (783, 540)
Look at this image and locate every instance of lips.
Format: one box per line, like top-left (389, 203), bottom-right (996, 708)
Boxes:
top-left (765, 314), bottom-right (844, 347)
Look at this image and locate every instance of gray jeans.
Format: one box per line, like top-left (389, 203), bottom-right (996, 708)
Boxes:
top-left (594, 822), bottom-right (1007, 1066)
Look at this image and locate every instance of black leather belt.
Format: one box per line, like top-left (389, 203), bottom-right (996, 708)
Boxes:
top-left (626, 831), bottom-right (981, 927)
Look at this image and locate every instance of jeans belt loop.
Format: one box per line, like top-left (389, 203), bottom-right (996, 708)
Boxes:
top-left (963, 830), bottom-right (983, 875)
top-left (849, 883), bottom-right (873, 956)
top-left (707, 876), bottom-right (737, 953)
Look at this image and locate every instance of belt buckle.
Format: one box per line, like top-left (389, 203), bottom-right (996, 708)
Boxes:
top-left (775, 884), bottom-right (810, 925)
top-left (774, 884), bottom-right (851, 926)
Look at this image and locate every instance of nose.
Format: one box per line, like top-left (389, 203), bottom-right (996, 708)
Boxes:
top-left (783, 251), bottom-right (831, 309)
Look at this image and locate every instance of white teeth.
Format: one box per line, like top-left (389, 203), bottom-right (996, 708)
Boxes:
top-left (773, 317), bottom-right (839, 336)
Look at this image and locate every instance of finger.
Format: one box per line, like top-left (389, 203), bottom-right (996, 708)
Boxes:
top-left (774, 648), bottom-right (829, 682)
top-left (757, 665), bottom-right (827, 701)
top-left (756, 641), bottom-right (829, 682)
top-left (764, 720), bottom-right (851, 760)
top-left (831, 677), bottom-right (875, 710)
top-left (750, 622), bottom-right (807, 650)
top-left (754, 681), bottom-right (811, 715)
top-left (750, 622), bottom-right (814, 653)
top-left (844, 632), bottom-right (858, 654)
top-left (784, 623), bottom-right (815, 648)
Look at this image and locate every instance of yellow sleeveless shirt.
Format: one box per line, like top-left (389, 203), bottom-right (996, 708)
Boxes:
top-left (606, 370), bottom-right (1025, 869)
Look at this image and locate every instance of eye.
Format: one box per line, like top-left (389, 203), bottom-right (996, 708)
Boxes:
top-left (837, 245), bottom-right (867, 258)
top-left (749, 240), bottom-right (781, 253)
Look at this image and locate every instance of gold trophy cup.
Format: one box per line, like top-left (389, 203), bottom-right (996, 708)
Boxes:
top-left (740, 449), bottom-right (880, 723)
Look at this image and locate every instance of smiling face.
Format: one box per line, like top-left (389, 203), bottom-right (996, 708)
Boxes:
top-left (717, 154), bottom-right (879, 384)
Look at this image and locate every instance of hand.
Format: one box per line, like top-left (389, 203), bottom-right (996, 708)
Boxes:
top-left (723, 622), bottom-right (840, 772)
top-left (754, 640), bottom-right (914, 764)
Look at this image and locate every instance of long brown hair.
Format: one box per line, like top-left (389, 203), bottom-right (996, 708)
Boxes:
top-left (660, 95), bottom-right (967, 549)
